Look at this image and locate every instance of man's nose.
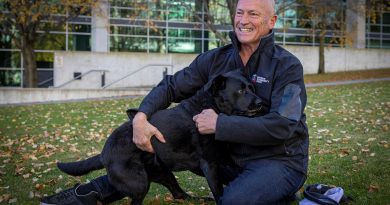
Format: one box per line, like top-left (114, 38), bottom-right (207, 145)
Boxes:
top-left (239, 13), bottom-right (250, 24)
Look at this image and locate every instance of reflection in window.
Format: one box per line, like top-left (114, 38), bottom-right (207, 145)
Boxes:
top-left (110, 36), bottom-right (148, 52)
top-left (0, 70), bottom-right (21, 87)
top-left (35, 33), bottom-right (67, 50)
top-left (0, 51), bottom-right (21, 68)
top-left (35, 52), bottom-right (54, 68)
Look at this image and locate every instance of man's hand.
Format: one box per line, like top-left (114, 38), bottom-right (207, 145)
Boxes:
top-left (193, 109), bottom-right (218, 134)
top-left (132, 112), bottom-right (165, 153)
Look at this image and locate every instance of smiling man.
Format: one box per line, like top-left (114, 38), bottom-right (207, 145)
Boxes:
top-left (234, 0), bottom-right (277, 65)
top-left (41, 0), bottom-right (308, 205)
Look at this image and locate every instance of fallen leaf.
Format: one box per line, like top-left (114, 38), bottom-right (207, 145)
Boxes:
top-left (8, 198), bottom-right (17, 203)
top-left (361, 148), bottom-right (370, 153)
top-left (368, 184), bottom-right (379, 193)
top-left (35, 184), bottom-right (44, 190)
top-left (367, 138), bottom-right (376, 142)
top-left (339, 149), bottom-right (349, 158)
top-left (163, 193), bottom-right (174, 202)
top-left (0, 194), bottom-right (11, 202)
top-left (28, 191), bottom-right (34, 199)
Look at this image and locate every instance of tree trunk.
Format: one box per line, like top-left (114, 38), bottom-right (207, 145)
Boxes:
top-left (21, 35), bottom-right (38, 87)
top-left (318, 29), bottom-right (326, 74)
top-left (226, 0), bottom-right (237, 26)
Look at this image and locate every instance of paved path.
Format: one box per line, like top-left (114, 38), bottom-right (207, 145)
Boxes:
top-left (1, 77), bottom-right (389, 106)
top-left (305, 77), bottom-right (390, 87)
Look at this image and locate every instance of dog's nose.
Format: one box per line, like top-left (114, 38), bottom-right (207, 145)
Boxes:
top-left (254, 98), bottom-right (262, 106)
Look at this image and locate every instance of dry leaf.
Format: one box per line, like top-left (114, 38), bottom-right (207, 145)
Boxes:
top-left (367, 138), bottom-right (376, 142)
top-left (35, 184), bottom-right (44, 190)
top-left (163, 193), bottom-right (174, 202)
top-left (368, 184), bottom-right (379, 193)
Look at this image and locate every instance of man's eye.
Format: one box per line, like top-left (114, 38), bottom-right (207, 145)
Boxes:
top-left (237, 90), bottom-right (245, 94)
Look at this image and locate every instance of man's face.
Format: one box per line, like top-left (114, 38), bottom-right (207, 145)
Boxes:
top-left (234, 0), bottom-right (277, 48)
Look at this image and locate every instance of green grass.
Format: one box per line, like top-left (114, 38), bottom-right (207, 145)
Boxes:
top-left (0, 81), bottom-right (389, 205)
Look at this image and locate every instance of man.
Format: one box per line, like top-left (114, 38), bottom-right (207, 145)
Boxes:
top-left (41, 0), bottom-right (308, 204)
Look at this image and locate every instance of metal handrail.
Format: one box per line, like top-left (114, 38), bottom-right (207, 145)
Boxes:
top-left (102, 64), bottom-right (173, 89)
top-left (54, 69), bottom-right (109, 88)
top-left (38, 77), bottom-right (53, 86)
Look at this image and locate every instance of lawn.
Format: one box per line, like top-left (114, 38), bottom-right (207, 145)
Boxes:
top-left (0, 80), bottom-right (389, 204)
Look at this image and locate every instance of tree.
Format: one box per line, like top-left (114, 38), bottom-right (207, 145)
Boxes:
top-left (294, 0), bottom-right (345, 74)
top-left (0, 0), bottom-right (98, 87)
top-left (183, 0), bottom-right (297, 47)
top-left (188, 0), bottom-right (388, 75)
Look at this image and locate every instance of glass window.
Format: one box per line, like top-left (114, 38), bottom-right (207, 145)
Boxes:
top-left (110, 36), bottom-right (148, 52)
top-left (274, 33), bottom-right (284, 44)
top-left (39, 21), bottom-right (67, 32)
top-left (35, 52), bottom-right (54, 68)
top-left (111, 25), bottom-right (147, 35)
top-left (149, 27), bottom-right (166, 37)
top-left (168, 29), bottom-right (201, 38)
top-left (110, 7), bottom-right (148, 19)
top-left (208, 0), bottom-right (231, 25)
top-left (68, 24), bottom-right (91, 33)
top-left (168, 38), bottom-right (202, 53)
top-left (0, 34), bottom-right (17, 49)
top-left (383, 12), bottom-right (390, 24)
top-left (0, 70), bottom-right (21, 87)
top-left (68, 35), bottom-right (91, 51)
top-left (167, 1), bottom-right (196, 23)
top-left (0, 51), bottom-right (21, 68)
top-left (149, 9), bottom-right (167, 20)
top-left (369, 25), bottom-right (381, 32)
top-left (383, 26), bottom-right (390, 33)
top-left (382, 40), bottom-right (390, 48)
top-left (35, 33), bottom-right (67, 50)
top-left (148, 38), bottom-right (167, 53)
top-left (368, 39), bottom-right (380, 48)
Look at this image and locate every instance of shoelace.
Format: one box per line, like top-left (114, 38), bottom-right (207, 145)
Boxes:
top-left (53, 188), bottom-right (76, 202)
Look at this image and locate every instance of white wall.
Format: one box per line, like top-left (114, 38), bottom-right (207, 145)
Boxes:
top-left (283, 46), bottom-right (390, 74)
top-left (53, 46), bottom-right (390, 89)
top-left (0, 87), bottom-right (150, 105)
top-left (54, 51), bottom-right (197, 89)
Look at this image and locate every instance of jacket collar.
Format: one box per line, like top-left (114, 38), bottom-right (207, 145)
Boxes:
top-left (229, 30), bottom-right (275, 53)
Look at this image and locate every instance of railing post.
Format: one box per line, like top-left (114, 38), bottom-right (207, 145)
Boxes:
top-left (162, 67), bottom-right (168, 78)
top-left (101, 71), bottom-right (106, 87)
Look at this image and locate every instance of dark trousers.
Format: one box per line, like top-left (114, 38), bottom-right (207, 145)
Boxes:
top-left (91, 159), bottom-right (305, 205)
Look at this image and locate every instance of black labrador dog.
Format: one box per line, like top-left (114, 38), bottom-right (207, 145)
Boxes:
top-left (57, 70), bottom-right (263, 205)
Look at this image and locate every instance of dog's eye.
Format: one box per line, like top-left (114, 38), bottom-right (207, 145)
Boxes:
top-left (237, 89), bottom-right (245, 95)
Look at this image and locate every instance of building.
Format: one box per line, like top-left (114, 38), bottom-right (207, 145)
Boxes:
top-left (0, 0), bottom-right (389, 87)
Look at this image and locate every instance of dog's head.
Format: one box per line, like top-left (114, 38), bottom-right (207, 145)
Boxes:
top-left (206, 71), bottom-right (263, 117)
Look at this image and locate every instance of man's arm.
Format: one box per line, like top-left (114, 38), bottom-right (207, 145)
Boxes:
top-left (132, 54), bottom-right (211, 152)
top-left (137, 54), bottom-right (209, 118)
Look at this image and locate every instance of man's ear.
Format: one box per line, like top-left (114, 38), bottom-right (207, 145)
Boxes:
top-left (210, 75), bottom-right (226, 95)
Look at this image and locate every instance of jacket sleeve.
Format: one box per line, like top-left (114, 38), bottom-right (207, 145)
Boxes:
top-left (137, 54), bottom-right (210, 118)
top-left (215, 59), bottom-right (307, 145)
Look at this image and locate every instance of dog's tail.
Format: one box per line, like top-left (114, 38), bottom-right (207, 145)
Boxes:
top-left (57, 154), bottom-right (103, 176)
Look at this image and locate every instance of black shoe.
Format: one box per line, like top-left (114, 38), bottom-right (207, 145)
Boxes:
top-left (40, 184), bottom-right (99, 205)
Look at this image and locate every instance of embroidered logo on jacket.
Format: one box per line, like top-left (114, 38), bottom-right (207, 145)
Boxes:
top-left (251, 74), bottom-right (269, 84)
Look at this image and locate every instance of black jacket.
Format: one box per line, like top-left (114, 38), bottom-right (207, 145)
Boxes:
top-left (138, 31), bottom-right (309, 175)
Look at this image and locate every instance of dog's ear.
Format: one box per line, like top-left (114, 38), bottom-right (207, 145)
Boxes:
top-left (126, 108), bottom-right (139, 120)
top-left (209, 75), bottom-right (226, 95)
